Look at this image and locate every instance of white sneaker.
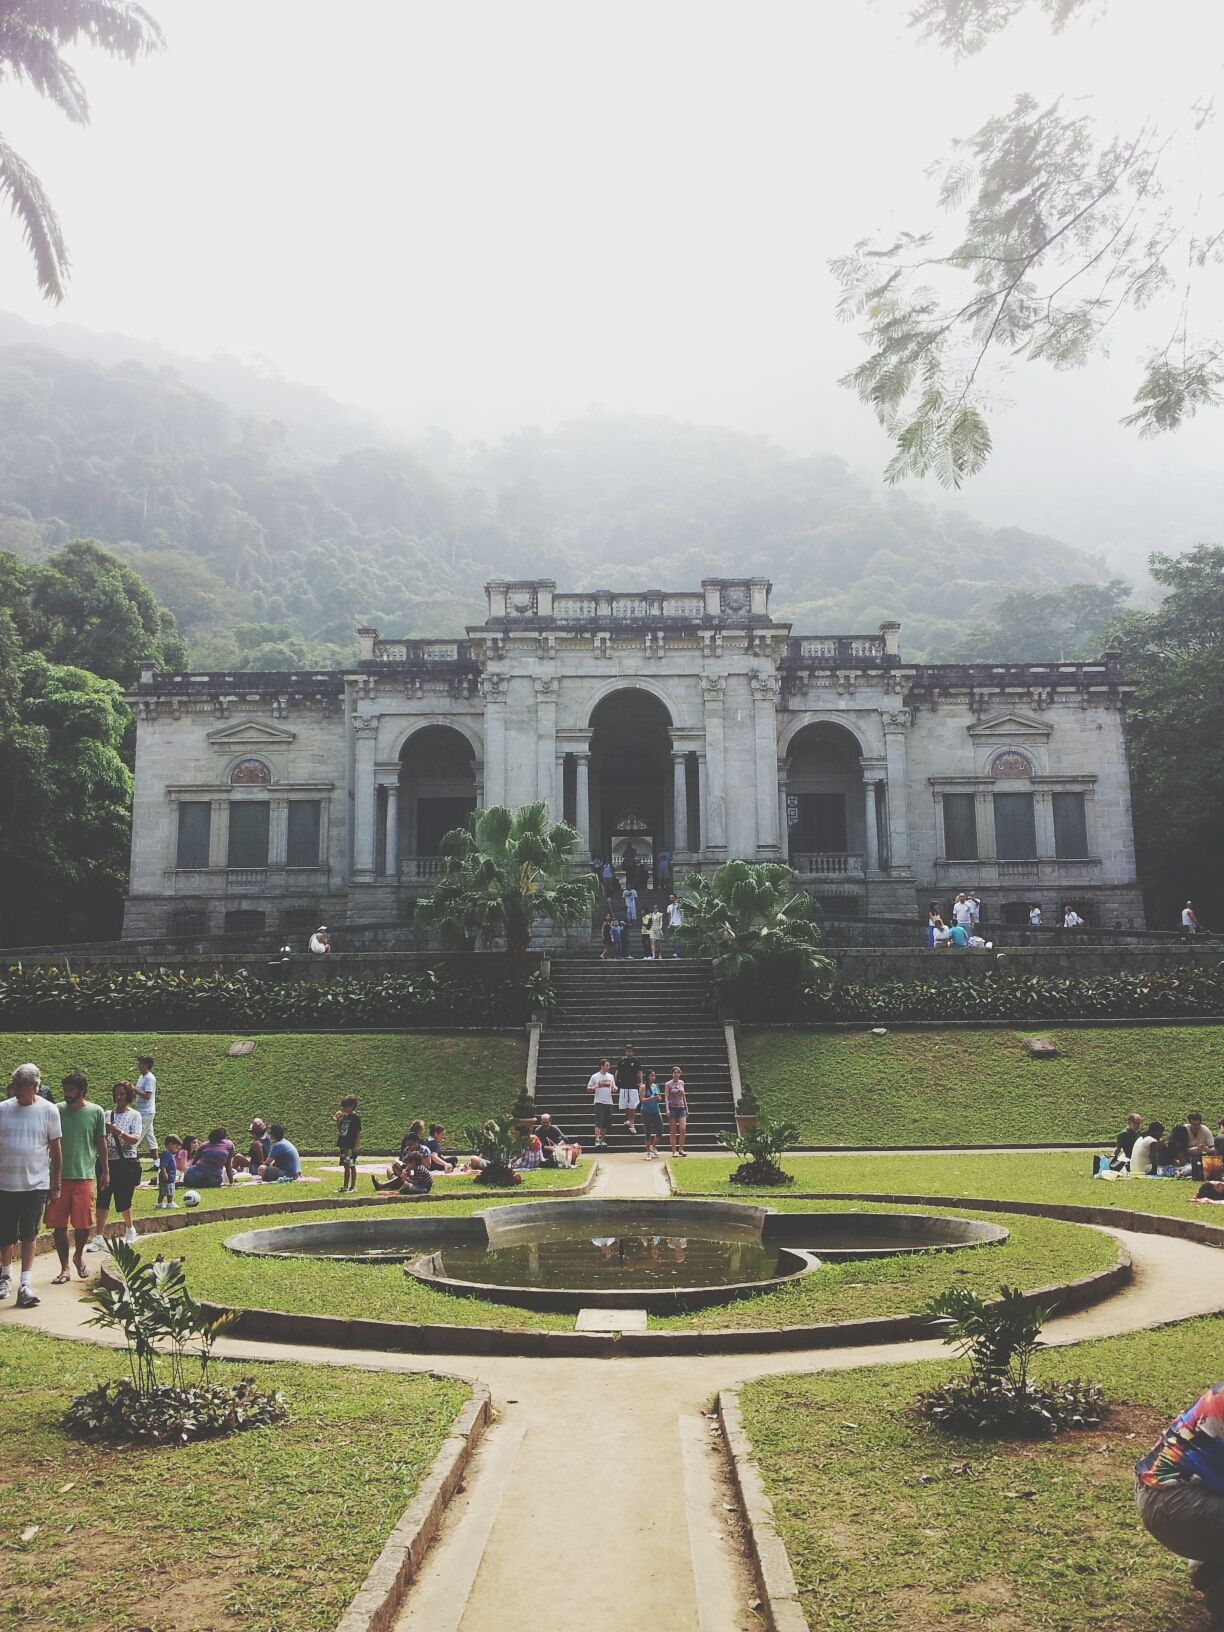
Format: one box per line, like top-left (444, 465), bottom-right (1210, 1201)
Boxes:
top-left (154, 1201), bottom-right (164, 1210)
top-left (166, 1202), bottom-right (179, 1210)
top-left (85, 1236), bottom-right (106, 1253)
top-left (0, 1273), bottom-right (10, 1301)
top-left (123, 1227), bottom-right (139, 1244)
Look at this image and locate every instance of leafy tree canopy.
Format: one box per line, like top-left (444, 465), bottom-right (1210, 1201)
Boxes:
top-left (837, 0), bottom-right (1224, 483)
top-left (946, 579), bottom-right (1131, 661)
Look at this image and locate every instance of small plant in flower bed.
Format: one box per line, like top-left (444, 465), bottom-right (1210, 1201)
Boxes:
top-left (465, 1113), bottom-right (526, 1185)
top-left (917, 1285), bottom-right (1105, 1438)
top-left (64, 1240), bottom-right (286, 1444)
top-left (0, 962), bottom-right (529, 1029)
top-left (717, 1116), bottom-right (799, 1186)
top-left (738, 966), bottom-right (1224, 1024)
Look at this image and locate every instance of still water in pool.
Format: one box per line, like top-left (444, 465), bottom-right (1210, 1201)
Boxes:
top-left (430, 1232), bottom-right (787, 1290)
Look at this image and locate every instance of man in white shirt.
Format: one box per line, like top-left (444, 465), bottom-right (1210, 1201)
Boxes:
top-left (1029, 904), bottom-right (1042, 928)
top-left (666, 894), bottom-right (683, 957)
top-left (622, 885), bottom-right (638, 925)
top-left (0, 1063), bottom-right (62, 1308)
top-left (952, 894), bottom-right (974, 931)
top-left (1064, 907), bottom-right (1083, 930)
top-left (1182, 901), bottom-right (1200, 936)
top-left (135, 1053), bottom-right (158, 1154)
top-left (586, 1058), bottom-right (617, 1150)
top-left (309, 926), bottom-right (331, 955)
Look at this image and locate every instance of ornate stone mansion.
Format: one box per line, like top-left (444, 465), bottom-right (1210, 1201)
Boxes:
top-left (123, 578), bottom-right (1145, 940)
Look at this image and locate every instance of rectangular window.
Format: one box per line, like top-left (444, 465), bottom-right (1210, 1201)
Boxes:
top-left (1052, 791), bottom-right (1089, 858)
top-left (286, 800), bottom-right (322, 867)
top-left (176, 801), bottom-right (212, 868)
top-left (790, 793), bottom-right (848, 853)
top-left (224, 909), bottom-right (266, 937)
top-left (994, 793), bottom-right (1037, 860)
top-left (227, 801), bottom-right (269, 868)
top-left (941, 793), bottom-right (978, 860)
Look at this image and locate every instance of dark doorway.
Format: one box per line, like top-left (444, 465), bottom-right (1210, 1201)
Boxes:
top-left (588, 690), bottom-right (674, 863)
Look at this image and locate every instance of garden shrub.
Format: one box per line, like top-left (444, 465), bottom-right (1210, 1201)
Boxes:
top-left (65, 1377), bottom-right (287, 1444)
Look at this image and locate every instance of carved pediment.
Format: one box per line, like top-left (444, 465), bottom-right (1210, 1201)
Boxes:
top-left (966, 713), bottom-right (1052, 740)
top-left (206, 720), bottom-right (296, 749)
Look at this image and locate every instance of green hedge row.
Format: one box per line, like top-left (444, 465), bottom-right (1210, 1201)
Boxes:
top-left (748, 967), bottom-right (1224, 1023)
top-left (0, 964), bottom-right (530, 1029)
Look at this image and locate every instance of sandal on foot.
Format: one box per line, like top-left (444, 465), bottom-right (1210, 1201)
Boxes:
top-left (51, 1270), bottom-right (71, 1284)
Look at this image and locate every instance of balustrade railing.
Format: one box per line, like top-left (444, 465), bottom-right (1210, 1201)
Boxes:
top-left (790, 852), bottom-right (866, 878)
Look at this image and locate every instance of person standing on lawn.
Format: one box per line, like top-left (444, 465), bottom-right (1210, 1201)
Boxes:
top-left (46, 1072), bottom-right (107, 1284)
top-left (1135, 1379), bottom-right (1224, 1623)
top-left (0, 1064), bottom-right (62, 1309)
top-left (335, 1095), bottom-right (362, 1192)
top-left (134, 1053), bottom-right (158, 1156)
top-left (88, 1081), bottom-right (143, 1250)
top-left (587, 1058), bottom-right (617, 1150)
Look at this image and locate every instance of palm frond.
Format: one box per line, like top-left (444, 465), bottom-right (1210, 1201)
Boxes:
top-left (1, 0), bottom-right (164, 60)
top-left (0, 133), bottom-right (67, 301)
top-left (0, 18), bottom-right (89, 118)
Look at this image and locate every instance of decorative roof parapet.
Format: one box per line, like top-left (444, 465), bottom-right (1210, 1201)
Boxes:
top-left (477, 577), bottom-right (776, 629)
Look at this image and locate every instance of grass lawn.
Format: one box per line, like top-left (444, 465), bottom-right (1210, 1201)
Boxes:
top-left (160, 1196), bottom-right (1115, 1334)
top-left (739, 1315), bottom-right (1224, 1631)
top-left (113, 1156), bottom-right (591, 1220)
top-left (671, 1149), bottom-right (1223, 1224)
top-left (0, 1032), bottom-right (526, 1152)
top-left (739, 1024), bottom-right (1224, 1145)
top-left (0, 1325), bottom-right (469, 1632)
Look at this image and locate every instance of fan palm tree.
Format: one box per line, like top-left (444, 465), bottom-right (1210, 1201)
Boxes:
top-left (678, 859), bottom-right (832, 997)
top-left (415, 803), bottom-right (599, 966)
top-left (1, 1), bottom-right (165, 301)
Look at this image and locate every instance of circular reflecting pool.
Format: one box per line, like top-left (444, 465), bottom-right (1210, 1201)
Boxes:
top-left (225, 1199), bottom-right (1008, 1314)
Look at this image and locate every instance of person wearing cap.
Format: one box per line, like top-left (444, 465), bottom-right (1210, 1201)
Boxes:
top-left (309, 926), bottom-right (331, 955)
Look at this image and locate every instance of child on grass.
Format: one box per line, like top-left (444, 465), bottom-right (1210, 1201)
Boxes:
top-left (157, 1135), bottom-right (182, 1209)
top-left (334, 1095), bottom-right (361, 1193)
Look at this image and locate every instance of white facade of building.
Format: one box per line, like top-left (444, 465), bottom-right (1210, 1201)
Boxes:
top-left (123, 578), bottom-right (1144, 939)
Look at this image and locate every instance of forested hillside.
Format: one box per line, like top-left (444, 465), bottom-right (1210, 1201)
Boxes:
top-left (0, 335), bottom-right (1114, 667)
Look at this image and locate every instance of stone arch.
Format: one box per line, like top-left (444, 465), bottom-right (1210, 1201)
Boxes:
top-left (778, 713), bottom-right (877, 759)
top-left (580, 677), bottom-right (679, 729)
top-left (586, 686), bottom-right (677, 872)
top-left (783, 720), bottom-right (868, 863)
top-left (389, 716), bottom-right (484, 764)
top-left (396, 724), bottom-right (480, 870)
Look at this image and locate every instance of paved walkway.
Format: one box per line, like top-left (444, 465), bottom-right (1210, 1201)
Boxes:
top-left (12, 1155), bottom-right (1224, 1632)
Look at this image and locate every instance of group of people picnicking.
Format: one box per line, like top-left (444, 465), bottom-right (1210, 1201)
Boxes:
top-left (1105, 1111), bottom-right (1224, 1195)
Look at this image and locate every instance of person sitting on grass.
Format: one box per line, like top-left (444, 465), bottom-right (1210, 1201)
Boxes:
top-left (237, 1118), bottom-right (271, 1176)
top-left (1135, 1379), bottom-right (1224, 1624)
top-left (183, 1128), bottom-right (236, 1188)
top-left (395, 1149), bottom-right (433, 1196)
top-left (176, 1135), bottom-right (197, 1176)
top-left (1129, 1122), bottom-right (1166, 1177)
top-left (1156, 1124), bottom-right (1195, 1178)
top-left (258, 1124), bottom-right (301, 1182)
top-left (373, 1129), bottom-right (427, 1192)
top-left (1186, 1112), bottom-right (1216, 1175)
top-left (513, 1134), bottom-right (544, 1172)
top-left (534, 1113), bottom-right (581, 1168)
top-left (424, 1124), bottom-right (454, 1174)
top-left (1112, 1113), bottom-right (1143, 1170)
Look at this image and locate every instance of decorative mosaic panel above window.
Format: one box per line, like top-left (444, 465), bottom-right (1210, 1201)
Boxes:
top-left (229, 758), bottom-right (272, 786)
top-left (990, 749), bottom-right (1034, 779)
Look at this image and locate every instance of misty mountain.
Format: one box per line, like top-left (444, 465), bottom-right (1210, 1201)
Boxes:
top-left (0, 328), bottom-right (1116, 667)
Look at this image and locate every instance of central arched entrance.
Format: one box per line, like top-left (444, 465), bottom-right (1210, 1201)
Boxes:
top-left (588, 689), bottom-right (674, 881)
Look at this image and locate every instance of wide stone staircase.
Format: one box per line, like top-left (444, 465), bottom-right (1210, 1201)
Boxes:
top-left (532, 958), bottom-right (737, 1151)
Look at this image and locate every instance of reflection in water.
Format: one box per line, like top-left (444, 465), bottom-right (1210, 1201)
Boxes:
top-left (435, 1229), bottom-right (781, 1290)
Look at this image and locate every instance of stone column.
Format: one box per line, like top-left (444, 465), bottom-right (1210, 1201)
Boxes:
top-left (777, 758), bottom-right (791, 864)
top-left (351, 716), bottom-right (379, 881)
top-left (861, 756), bottom-right (886, 877)
top-left (882, 711), bottom-right (914, 877)
top-left (481, 675), bottom-right (507, 808)
top-left (384, 780), bottom-right (399, 877)
top-left (701, 677), bottom-right (728, 851)
top-left (1034, 789), bottom-right (1056, 858)
top-left (209, 797), bottom-right (229, 870)
top-left (751, 674), bottom-right (781, 856)
top-left (269, 798), bottom-right (289, 868)
top-left (671, 749), bottom-right (689, 853)
top-left (534, 677), bottom-right (557, 819)
top-left (575, 753), bottom-right (591, 855)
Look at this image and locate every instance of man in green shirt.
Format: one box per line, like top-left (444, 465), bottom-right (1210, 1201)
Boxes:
top-left (44, 1072), bottom-right (107, 1283)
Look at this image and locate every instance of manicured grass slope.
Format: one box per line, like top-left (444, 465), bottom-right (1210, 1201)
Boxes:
top-left (170, 1196), bottom-right (1114, 1334)
top-left (0, 1325), bottom-right (469, 1632)
top-left (671, 1149), bottom-right (1224, 1222)
top-left (741, 1316), bottom-right (1224, 1631)
top-left (740, 1024), bottom-right (1224, 1145)
top-left (0, 1032), bottom-right (526, 1151)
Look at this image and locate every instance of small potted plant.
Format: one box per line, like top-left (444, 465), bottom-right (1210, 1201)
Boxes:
top-left (512, 1086), bottom-right (537, 1136)
top-left (734, 1086), bottom-right (760, 1136)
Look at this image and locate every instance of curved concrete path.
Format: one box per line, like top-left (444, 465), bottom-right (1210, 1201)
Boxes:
top-left (11, 1156), bottom-right (1224, 1632)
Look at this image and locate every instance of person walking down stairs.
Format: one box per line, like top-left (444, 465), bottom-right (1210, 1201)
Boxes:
top-left (587, 1059), bottom-right (617, 1150)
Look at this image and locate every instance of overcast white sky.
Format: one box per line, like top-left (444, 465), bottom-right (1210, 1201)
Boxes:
top-left (2, 0), bottom-right (1223, 548)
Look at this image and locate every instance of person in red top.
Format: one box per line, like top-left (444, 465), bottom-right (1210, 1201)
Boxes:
top-left (1135, 1380), bottom-right (1224, 1619)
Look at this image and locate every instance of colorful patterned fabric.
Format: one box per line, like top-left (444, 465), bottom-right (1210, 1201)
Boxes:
top-left (1136, 1381), bottom-right (1224, 1491)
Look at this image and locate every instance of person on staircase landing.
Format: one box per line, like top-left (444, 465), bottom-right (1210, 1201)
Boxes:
top-left (622, 882), bottom-right (638, 926)
top-left (666, 894), bottom-right (683, 956)
top-left (648, 907), bottom-right (665, 961)
top-left (641, 1070), bottom-right (664, 1160)
top-left (587, 1059), bottom-right (616, 1150)
top-left (666, 1066), bottom-right (689, 1157)
top-left (616, 1045), bottom-right (640, 1134)
top-left (600, 910), bottom-right (616, 960)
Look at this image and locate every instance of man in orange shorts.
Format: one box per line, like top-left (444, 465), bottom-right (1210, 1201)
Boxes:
top-left (44, 1072), bottom-right (107, 1284)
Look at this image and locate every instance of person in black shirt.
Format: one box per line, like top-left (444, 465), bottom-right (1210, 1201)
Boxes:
top-left (616, 1045), bottom-right (640, 1135)
top-left (334, 1095), bottom-right (362, 1193)
top-left (534, 1113), bottom-right (581, 1167)
top-left (1110, 1113), bottom-right (1143, 1169)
